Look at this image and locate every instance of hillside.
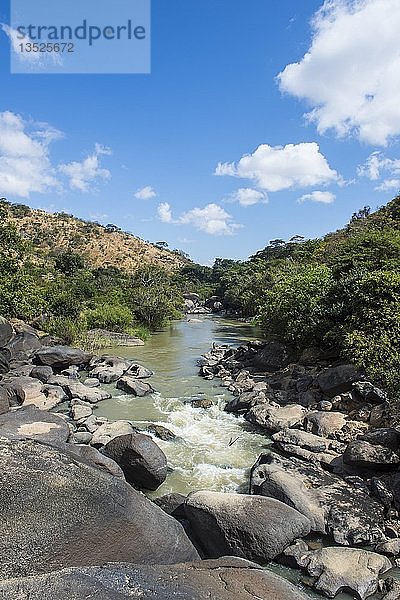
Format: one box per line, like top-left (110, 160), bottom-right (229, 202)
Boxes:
top-left (1, 201), bottom-right (188, 272)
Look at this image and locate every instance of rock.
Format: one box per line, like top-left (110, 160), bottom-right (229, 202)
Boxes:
top-left (0, 316), bottom-right (13, 346)
top-left (316, 364), bottom-right (362, 396)
top-left (360, 428), bottom-right (400, 451)
top-left (272, 428), bottom-right (342, 454)
top-left (154, 493), bottom-right (187, 518)
top-left (225, 390), bottom-right (266, 414)
top-left (319, 400), bottom-right (333, 411)
top-left (62, 443), bottom-right (125, 479)
top-left (376, 538), bottom-right (400, 557)
top-left (250, 453), bottom-right (385, 545)
top-left (42, 384), bottom-right (69, 405)
top-left (0, 438), bottom-right (198, 579)
top-left (245, 403), bottom-right (307, 432)
top-left (304, 547), bottom-right (392, 599)
top-left (30, 365), bottom-right (53, 383)
top-left (86, 329), bottom-right (145, 346)
top-left (116, 376), bottom-right (155, 397)
top-left (71, 403), bottom-right (93, 423)
top-left (2, 376), bottom-right (49, 409)
top-left (91, 420), bottom-right (136, 447)
top-left (60, 365), bottom-right (80, 379)
top-left (343, 439), bottom-right (400, 470)
top-left (47, 375), bottom-right (112, 403)
top-left (185, 491), bottom-right (311, 563)
top-left (353, 381), bottom-right (388, 404)
top-left (184, 298), bottom-right (195, 311)
top-left (83, 377), bottom-right (100, 387)
top-left (0, 386), bottom-right (9, 415)
top-left (103, 433), bottom-right (168, 490)
top-left (33, 345), bottom-right (93, 369)
top-left (5, 331), bottom-right (41, 359)
top-left (0, 558), bottom-right (312, 600)
top-left (305, 411), bottom-right (347, 438)
top-left (0, 405), bottom-right (70, 445)
top-left (71, 431), bottom-right (92, 444)
top-left (0, 348), bottom-right (10, 373)
top-left (252, 341), bottom-right (294, 372)
top-left (191, 398), bottom-right (213, 409)
top-left (146, 424), bottom-right (176, 441)
top-left (124, 363), bottom-right (154, 379)
top-left (89, 356), bottom-right (131, 383)
top-left (382, 579), bottom-right (400, 600)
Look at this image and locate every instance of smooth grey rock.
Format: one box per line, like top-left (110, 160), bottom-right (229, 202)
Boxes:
top-left (185, 491), bottom-right (311, 562)
top-left (89, 356), bottom-right (131, 383)
top-left (0, 316), bottom-right (13, 346)
top-left (253, 341), bottom-right (293, 372)
top-left (225, 390), bottom-right (266, 414)
top-left (70, 431), bottom-right (92, 445)
top-left (0, 558), bottom-right (311, 600)
top-left (245, 403), bottom-right (307, 432)
top-left (61, 443), bottom-right (125, 479)
top-left (30, 365), bottom-right (54, 383)
top-left (71, 404), bottom-right (93, 423)
top-left (116, 376), bottom-right (155, 397)
top-left (154, 493), bottom-right (187, 518)
top-left (6, 331), bottom-right (41, 359)
top-left (103, 433), bottom-right (167, 490)
top-left (91, 420), bottom-right (136, 447)
top-left (47, 375), bottom-right (111, 403)
top-left (250, 453), bottom-right (385, 546)
top-left (124, 363), bottom-right (154, 379)
top-left (0, 405), bottom-right (70, 445)
top-left (83, 377), bottom-right (100, 387)
top-left (146, 424), bottom-right (176, 441)
top-left (0, 438), bottom-right (199, 579)
top-left (33, 346), bottom-right (93, 369)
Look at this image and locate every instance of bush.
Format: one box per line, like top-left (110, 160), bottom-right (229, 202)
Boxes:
top-left (83, 303), bottom-right (133, 332)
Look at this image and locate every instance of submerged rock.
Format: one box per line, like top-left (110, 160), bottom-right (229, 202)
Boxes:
top-left (103, 433), bottom-right (168, 490)
top-left (0, 437), bottom-right (198, 579)
top-left (0, 558), bottom-right (312, 600)
top-left (184, 490), bottom-right (311, 563)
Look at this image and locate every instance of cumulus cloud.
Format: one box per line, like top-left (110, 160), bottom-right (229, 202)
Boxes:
top-left (278, 0), bottom-right (400, 146)
top-left (134, 185), bottom-right (157, 200)
top-left (376, 179), bottom-right (400, 192)
top-left (180, 203), bottom-right (241, 235)
top-left (157, 202), bottom-right (241, 235)
top-left (157, 202), bottom-right (173, 223)
top-left (59, 144), bottom-right (111, 192)
top-left (298, 190), bottom-right (336, 204)
top-left (358, 151), bottom-right (400, 191)
top-left (230, 188), bottom-right (268, 206)
top-left (216, 143), bottom-right (338, 192)
top-left (0, 110), bottom-right (61, 198)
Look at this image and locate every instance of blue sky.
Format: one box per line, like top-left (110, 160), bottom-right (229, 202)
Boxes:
top-left (1, 0), bottom-right (400, 264)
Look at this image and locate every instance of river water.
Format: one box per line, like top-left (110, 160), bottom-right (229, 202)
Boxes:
top-left (96, 315), bottom-right (398, 600)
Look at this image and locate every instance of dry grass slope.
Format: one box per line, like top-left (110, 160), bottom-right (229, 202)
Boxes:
top-left (5, 204), bottom-right (188, 272)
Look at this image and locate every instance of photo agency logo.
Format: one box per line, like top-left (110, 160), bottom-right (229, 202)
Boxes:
top-left (4, 0), bottom-right (150, 74)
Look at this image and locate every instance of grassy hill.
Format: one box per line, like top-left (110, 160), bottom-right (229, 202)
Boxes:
top-left (1, 201), bottom-right (188, 272)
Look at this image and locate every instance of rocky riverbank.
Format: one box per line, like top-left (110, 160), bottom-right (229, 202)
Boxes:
top-left (196, 339), bottom-right (400, 599)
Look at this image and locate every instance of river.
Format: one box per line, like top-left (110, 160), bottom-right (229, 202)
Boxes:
top-left (95, 315), bottom-right (397, 600)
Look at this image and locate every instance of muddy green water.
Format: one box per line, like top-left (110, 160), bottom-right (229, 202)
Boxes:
top-left (96, 315), bottom-right (398, 600)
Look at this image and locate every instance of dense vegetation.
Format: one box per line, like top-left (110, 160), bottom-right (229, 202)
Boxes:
top-left (186, 199), bottom-right (400, 397)
top-left (0, 200), bottom-right (183, 345)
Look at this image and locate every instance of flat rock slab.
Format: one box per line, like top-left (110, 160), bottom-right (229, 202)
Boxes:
top-left (0, 438), bottom-right (198, 579)
top-left (34, 346), bottom-right (93, 369)
top-left (91, 420), bottom-right (136, 447)
top-left (0, 558), bottom-right (312, 600)
top-left (185, 490), bottom-right (311, 563)
top-left (245, 403), bottom-right (307, 432)
top-left (116, 376), bottom-right (155, 397)
top-left (0, 405), bottom-right (70, 445)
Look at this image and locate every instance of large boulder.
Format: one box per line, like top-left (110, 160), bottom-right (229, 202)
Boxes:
top-left (245, 403), bottom-right (307, 432)
top-left (0, 316), bottom-right (13, 347)
top-left (47, 375), bottom-right (112, 403)
top-left (33, 346), bottom-right (93, 369)
top-left (252, 341), bottom-right (293, 372)
top-left (184, 491), bottom-right (311, 563)
top-left (250, 453), bottom-right (386, 545)
top-left (304, 547), bottom-right (391, 599)
top-left (103, 433), bottom-right (168, 490)
top-left (0, 348), bottom-right (10, 374)
top-left (89, 355), bottom-right (131, 383)
top-left (5, 331), bottom-right (42, 359)
top-left (343, 439), bottom-right (400, 471)
top-left (360, 428), bottom-right (400, 451)
top-left (316, 364), bottom-right (362, 396)
top-left (0, 438), bottom-right (198, 579)
top-left (0, 558), bottom-right (312, 600)
top-left (0, 386), bottom-right (9, 415)
top-left (0, 405), bottom-right (70, 445)
top-left (116, 376), bottom-right (155, 397)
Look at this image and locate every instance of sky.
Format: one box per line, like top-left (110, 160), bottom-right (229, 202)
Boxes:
top-left (1, 0), bottom-right (400, 264)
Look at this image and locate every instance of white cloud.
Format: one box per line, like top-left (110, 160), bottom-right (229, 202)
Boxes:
top-left (157, 202), bottom-right (173, 223)
top-left (358, 151), bottom-right (400, 191)
top-left (216, 143), bottom-right (338, 191)
top-left (278, 0), bottom-right (400, 146)
top-left (0, 111), bottom-right (61, 198)
top-left (230, 188), bottom-right (268, 206)
top-left (298, 190), bottom-right (336, 204)
top-left (1, 24), bottom-right (62, 67)
top-left (180, 203), bottom-right (241, 235)
top-left (59, 144), bottom-right (111, 192)
top-left (135, 185), bottom-right (157, 200)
